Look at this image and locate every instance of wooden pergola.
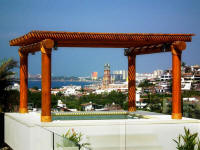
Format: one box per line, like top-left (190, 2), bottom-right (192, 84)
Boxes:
top-left (10, 31), bottom-right (194, 122)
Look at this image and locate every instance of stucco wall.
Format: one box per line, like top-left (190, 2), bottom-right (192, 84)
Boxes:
top-left (4, 113), bottom-right (200, 150)
top-left (5, 115), bottom-right (53, 150)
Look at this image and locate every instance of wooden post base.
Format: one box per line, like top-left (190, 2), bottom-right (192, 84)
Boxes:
top-left (128, 107), bottom-right (136, 112)
top-left (19, 108), bottom-right (28, 113)
top-left (172, 113), bottom-right (182, 119)
top-left (41, 116), bottom-right (52, 122)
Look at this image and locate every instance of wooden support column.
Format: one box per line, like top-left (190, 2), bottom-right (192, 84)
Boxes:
top-left (41, 39), bottom-right (54, 122)
top-left (19, 51), bottom-right (28, 113)
top-left (128, 54), bottom-right (136, 112)
top-left (171, 41), bottom-right (186, 119)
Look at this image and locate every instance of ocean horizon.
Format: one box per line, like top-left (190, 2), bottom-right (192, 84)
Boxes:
top-left (28, 80), bottom-right (94, 89)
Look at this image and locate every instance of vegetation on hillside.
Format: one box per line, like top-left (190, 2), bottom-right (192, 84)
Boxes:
top-left (23, 88), bottom-right (200, 119)
top-left (0, 58), bottom-right (199, 120)
top-left (28, 90), bottom-right (127, 111)
top-left (54, 91), bottom-right (127, 110)
top-left (138, 79), bottom-right (154, 88)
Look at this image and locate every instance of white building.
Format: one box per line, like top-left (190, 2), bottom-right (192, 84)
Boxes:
top-left (183, 97), bottom-right (199, 102)
top-left (81, 101), bottom-right (94, 111)
top-left (62, 85), bottom-right (81, 96)
top-left (191, 65), bottom-right (200, 73)
top-left (160, 73), bottom-right (171, 81)
top-left (153, 69), bottom-right (163, 78)
top-left (181, 78), bottom-right (192, 91)
top-left (136, 73), bottom-right (154, 83)
top-left (62, 85), bottom-right (81, 91)
top-left (156, 81), bottom-right (171, 93)
top-left (10, 82), bottom-right (20, 91)
top-left (136, 90), bottom-right (147, 108)
top-left (94, 89), bottom-right (106, 94)
top-left (57, 100), bottom-right (67, 108)
top-left (63, 88), bottom-right (76, 96)
top-left (112, 70), bottom-right (128, 81)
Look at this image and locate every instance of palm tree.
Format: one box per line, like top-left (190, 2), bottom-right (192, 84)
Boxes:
top-left (181, 61), bottom-right (186, 67)
top-left (0, 58), bottom-right (18, 112)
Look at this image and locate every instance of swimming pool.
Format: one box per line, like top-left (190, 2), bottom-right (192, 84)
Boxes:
top-left (52, 111), bottom-right (144, 120)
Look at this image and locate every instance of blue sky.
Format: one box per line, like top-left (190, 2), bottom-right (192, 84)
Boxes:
top-left (0, 0), bottom-right (200, 77)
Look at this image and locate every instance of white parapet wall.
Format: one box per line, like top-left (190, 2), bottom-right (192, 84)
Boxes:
top-left (4, 112), bottom-right (200, 150)
top-left (45, 118), bottom-right (200, 150)
top-left (5, 113), bottom-right (53, 150)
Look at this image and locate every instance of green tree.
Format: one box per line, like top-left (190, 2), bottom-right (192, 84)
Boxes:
top-left (162, 99), bottom-right (171, 114)
top-left (32, 86), bottom-right (39, 90)
top-left (138, 79), bottom-right (153, 88)
top-left (183, 102), bottom-right (200, 119)
top-left (60, 91), bottom-right (127, 111)
top-left (28, 91), bottom-right (41, 108)
top-left (56, 91), bottom-right (64, 97)
top-left (182, 90), bottom-right (200, 97)
top-left (0, 58), bottom-right (18, 91)
top-left (181, 61), bottom-right (186, 67)
top-left (28, 91), bottom-right (59, 108)
top-left (143, 93), bottom-right (163, 113)
top-left (105, 91), bottom-right (126, 107)
top-left (51, 94), bottom-right (60, 108)
top-left (194, 104), bottom-right (200, 119)
top-left (0, 58), bottom-right (18, 112)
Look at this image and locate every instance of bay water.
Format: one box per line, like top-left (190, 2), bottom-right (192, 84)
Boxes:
top-left (28, 80), bottom-right (94, 89)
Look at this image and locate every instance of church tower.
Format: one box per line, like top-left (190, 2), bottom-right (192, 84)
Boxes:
top-left (103, 64), bottom-right (111, 88)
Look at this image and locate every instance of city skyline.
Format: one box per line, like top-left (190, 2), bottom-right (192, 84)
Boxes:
top-left (1, 0), bottom-right (200, 77)
top-left (15, 62), bottom-right (200, 78)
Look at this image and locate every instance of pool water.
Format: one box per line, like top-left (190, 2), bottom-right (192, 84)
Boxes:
top-left (52, 111), bottom-right (143, 120)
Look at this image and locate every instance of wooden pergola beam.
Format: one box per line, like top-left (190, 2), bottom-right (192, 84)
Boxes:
top-left (57, 43), bottom-right (145, 48)
top-left (124, 43), bottom-right (171, 56)
top-left (10, 31), bottom-right (194, 47)
top-left (19, 39), bottom-right (54, 53)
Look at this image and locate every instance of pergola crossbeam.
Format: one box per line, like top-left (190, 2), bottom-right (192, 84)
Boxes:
top-left (19, 39), bottom-right (54, 53)
top-left (124, 43), bottom-right (171, 56)
top-left (19, 42), bottom-right (41, 53)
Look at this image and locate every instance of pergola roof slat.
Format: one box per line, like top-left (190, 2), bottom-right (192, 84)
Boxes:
top-left (10, 31), bottom-right (194, 47)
